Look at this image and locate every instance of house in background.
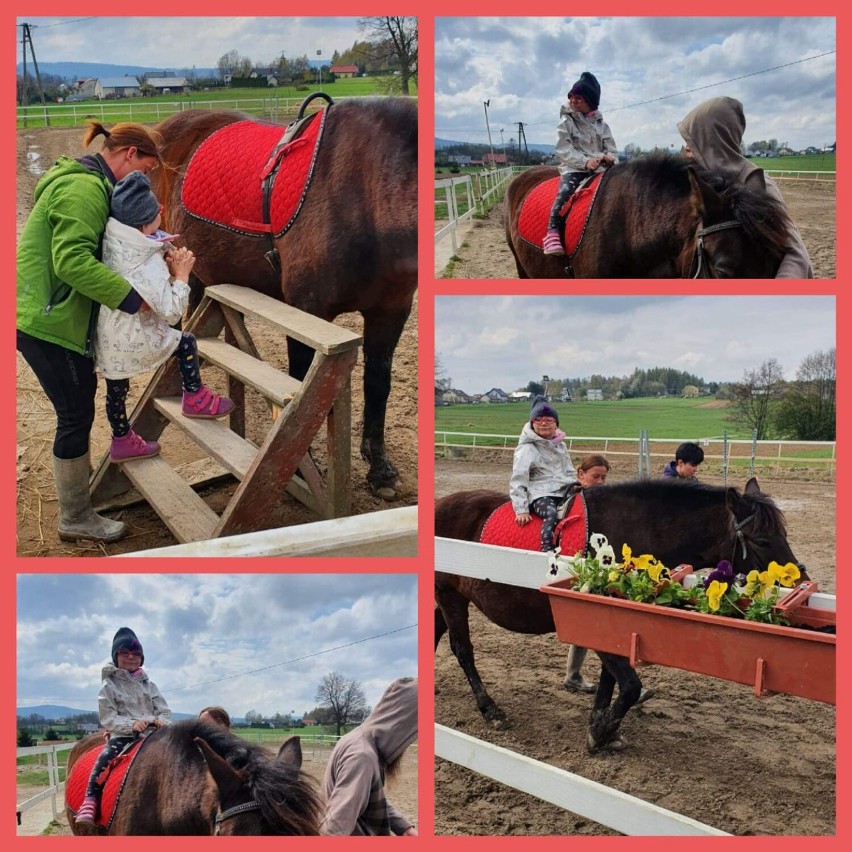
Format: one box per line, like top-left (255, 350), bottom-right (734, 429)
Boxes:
top-left (145, 76), bottom-right (191, 93)
top-left (483, 388), bottom-right (509, 403)
top-left (330, 64), bottom-right (358, 78)
top-left (586, 388), bottom-right (604, 401)
top-left (95, 77), bottom-right (141, 99)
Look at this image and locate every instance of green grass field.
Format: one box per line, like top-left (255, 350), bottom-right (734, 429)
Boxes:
top-left (435, 398), bottom-right (746, 441)
top-left (753, 153), bottom-right (835, 172)
top-left (17, 79), bottom-right (415, 129)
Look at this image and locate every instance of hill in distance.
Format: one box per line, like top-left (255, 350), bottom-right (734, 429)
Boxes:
top-left (18, 703), bottom-right (205, 722)
top-left (17, 61), bottom-right (218, 80)
top-left (435, 136), bottom-right (555, 155)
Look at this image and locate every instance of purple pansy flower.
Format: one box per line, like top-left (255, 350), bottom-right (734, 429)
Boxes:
top-left (703, 560), bottom-right (735, 589)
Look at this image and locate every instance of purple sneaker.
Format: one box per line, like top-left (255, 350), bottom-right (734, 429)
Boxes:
top-left (110, 430), bottom-right (161, 463)
top-left (182, 386), bottom-right (234, 419)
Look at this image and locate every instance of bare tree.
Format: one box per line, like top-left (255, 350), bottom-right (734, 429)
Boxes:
top-left (217, 50), bottom-right (241, 82)
top-left (775, 348), bottom-right (836, 440)
top-left (357, 17), bottom-right (417, 95)
top-left (730, 358), bottom-right (785, 439)
top-left (435, 353), bottom-right (452, 391)
top-left (315, 672), bottom-right (368, 736)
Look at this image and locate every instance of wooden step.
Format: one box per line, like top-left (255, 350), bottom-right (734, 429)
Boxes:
top-left (203, 284), bottom-right (361, 355)
top-left (118, 455), bottom-right (219, 543)
top-left (153, 397), bottom-right (258, 479)
top-left (195, 337), bottom-right (301, 408)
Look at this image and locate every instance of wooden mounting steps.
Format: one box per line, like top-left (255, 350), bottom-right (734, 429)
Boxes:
top-left (90, 284), bottom-right (361, 545)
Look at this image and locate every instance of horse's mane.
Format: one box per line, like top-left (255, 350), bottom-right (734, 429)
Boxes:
top-left (739, 486), bottom-right (789, 539)
top-left (614, 153), bottom-right (792, 257)
top-left (166, 720), bottom-right (322, 834)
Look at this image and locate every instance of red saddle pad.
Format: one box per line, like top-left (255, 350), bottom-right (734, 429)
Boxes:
top-left (65, 738), bottom-right (144, 829)
top-left (517, 173), bottom-right (603, 257)
top-left (181, 108), bottom-right (326, 237)
top-left (479, 494), bottom-right (588, 555)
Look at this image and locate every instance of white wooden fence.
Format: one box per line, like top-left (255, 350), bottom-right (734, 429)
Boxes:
top-left (116, 505), bottom-right (417, 557)
top-left (763, 170), bottom-right (836, 182)
top-left (434, 536), bottom-right (835, 835)
top-left (16, 742), bottom-right (75, 826)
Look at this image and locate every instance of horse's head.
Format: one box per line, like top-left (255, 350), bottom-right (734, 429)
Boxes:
top-left (195, 733), bottom-right (321, 835)
top-left (684, 167), bottom-right (791, 278)
top-left (725, 477), bottom-right (808, 580)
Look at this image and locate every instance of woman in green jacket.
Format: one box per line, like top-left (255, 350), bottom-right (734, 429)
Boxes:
top-left (17, 119), bottom-right (164, 543)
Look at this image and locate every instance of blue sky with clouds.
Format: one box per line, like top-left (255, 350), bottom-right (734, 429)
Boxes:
top-left (15, 17), bottom-right (365, 70)
top-left (17, 574), bottom-right (417, 718)
top-left (435, 296), bottom-right (835, 394)
top-left (435, 17), bottom-right (836, 151)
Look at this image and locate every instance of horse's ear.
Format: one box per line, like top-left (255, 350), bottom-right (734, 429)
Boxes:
top-left (745, 168), bottom-right (767, 192)
top-left (194, 736), bottom-right (247, 800)
top-left (725, 487), bottom-right (741, 513)
top-left (276, 735), bottom-right (303, 769)
top-left (687, 167), bottom-right (724, 220)
top-left (744, 477), bottom-right (761, 494)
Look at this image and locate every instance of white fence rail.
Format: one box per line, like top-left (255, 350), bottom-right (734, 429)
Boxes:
top-left (762, 170), bottom-right (836, 182)
top-left (435, 725), bottom-right (728, 836)
top-left (116, 506), bottom-right (417, 557)
top-left (434, 536), bottom-right (835, 835)
top-left (16, 743), bottom-right (75, 826)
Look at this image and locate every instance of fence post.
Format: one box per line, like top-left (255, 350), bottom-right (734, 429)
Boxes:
top-left (721, 431), bottom-right (728, 486)
top-left (750, 430), bottom-right (758, 479)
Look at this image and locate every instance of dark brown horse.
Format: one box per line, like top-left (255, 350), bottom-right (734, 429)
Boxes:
top-left (506, 156), bottom-right (792, 278)
top-left (66, 721), bottom-right (322, 835)
top-left (151, 97), bottom-right (417, 496)
top-left (435, 479), bottom-right (803, 750)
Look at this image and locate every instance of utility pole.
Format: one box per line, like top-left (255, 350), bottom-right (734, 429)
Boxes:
top-left (19, 22), bottom-right (49, 127)
top-left (483, 100), bottom-right (496, 170)
top-left (516, 122), bottom-right (529, 164)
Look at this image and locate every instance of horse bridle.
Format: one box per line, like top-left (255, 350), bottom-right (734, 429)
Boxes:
top-left (730, 512), bottom-right (807, 577)
top-left (689, 219), bottom-right (742, 278)
top-left (214, 800), bottom-right (262, 835)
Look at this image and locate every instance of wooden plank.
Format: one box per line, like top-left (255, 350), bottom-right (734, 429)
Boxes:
top-left (153, 397), bottom-right (258, 479)
top-left (327, 373), bottom-right (352, 517)
top-left (119, 456), bottom-right (218, 543)
top-left (435, 726), bottom-right (729, 836)
top-left (118, 506), bottom-right (418, 557)
top-left (195, 337), bottom-right (301, 408)
top-left (203, 283), bottom-right (361, 355)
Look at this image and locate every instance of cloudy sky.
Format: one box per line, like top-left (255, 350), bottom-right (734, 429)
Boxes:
top-left (435, 17), bottom-right (836, 152)
top-left (15, 16), bottom-right (365, 70)
top-left (17, 574), bottom-right (417, 718)
top-left (435, 296), bottom-right (835, 393)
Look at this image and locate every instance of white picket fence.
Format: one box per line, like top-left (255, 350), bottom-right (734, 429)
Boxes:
top-left (434, 536), bottom-right (835, 835)
top-left (763, 170), bottom-right (836, 182)
top-left (16, 742), bottom-right (75, 827)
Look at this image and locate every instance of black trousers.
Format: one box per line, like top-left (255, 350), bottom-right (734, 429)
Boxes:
top-left (530, 495), bottom-right (560, 552)
top-left (85, 735), bottom-right (136, 798)
top-left (547, 171), bottom-right (590, 230)
top-left (17, 330), bottom-right (97, 459)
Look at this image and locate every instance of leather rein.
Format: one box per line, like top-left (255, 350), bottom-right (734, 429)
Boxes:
top-left (689, 219), bottom-right (742, 278)
top-left (214, 800), bottom-right (262, 835)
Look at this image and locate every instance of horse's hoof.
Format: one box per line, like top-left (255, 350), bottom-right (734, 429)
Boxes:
top-left (587, 733), bottom-right (624, 752)
top-left (635, 687), bottom-right (655, 706)
top-left (373, 485), bottom-right (397, 501)
top-left (563, 676), bottom-right (597, 694)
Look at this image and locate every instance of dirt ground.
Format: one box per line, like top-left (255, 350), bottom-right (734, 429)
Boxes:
top-left (440, 180), bottom-right (836, 279)
top-left (16, 126), bottom-right (418, 556)
top-left (434, 459), bottom-right (836, 836)
top-left (17, 745), bottom-right (418, 836)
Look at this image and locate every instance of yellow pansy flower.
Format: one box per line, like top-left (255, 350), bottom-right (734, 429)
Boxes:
top-left (706, 580), bottom-right (729, 612)
top-left (767, 561), bottom-right (801, 587)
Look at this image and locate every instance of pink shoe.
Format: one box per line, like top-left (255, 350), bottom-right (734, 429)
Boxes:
top-left (182, 386), bottom-right (234, 419)
top-left (110, 430), bottom-right (161, 462)
top-left (75, 796), bottom-right (98, 825)
top-left (542, 228), bottom-right (565, 255)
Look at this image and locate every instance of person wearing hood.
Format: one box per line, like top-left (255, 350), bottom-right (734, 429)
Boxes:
top-left (677, 96), bottom-right (813, 279)
top-left (75, 628), bottom-right (171, 825)
top-left (95, 170), bottom-right (233, 465)
top-left (320, 677), bottom-right (418, 836)
top-left (17, 119), bottom-right (163, 544)
top-left (510, 396), bottom-right (577, 552)
top-left (544, 72), bottom-right (619, 255)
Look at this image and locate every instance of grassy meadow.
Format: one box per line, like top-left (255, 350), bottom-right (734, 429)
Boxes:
top-left (435, 397), bottom-right (744, 442)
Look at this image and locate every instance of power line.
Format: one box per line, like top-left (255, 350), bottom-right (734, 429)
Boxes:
top-left (16, 624), bottom-right (417, 705)
top-left (17, 17), bottom-right (98, 29)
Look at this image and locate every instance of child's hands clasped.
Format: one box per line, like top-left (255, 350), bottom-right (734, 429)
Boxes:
top-left (166, 246), bottom-right (196, 281)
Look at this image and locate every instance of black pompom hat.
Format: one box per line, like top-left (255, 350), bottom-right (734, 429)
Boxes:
top-left (111, 627), bottom-right (144, 666)
top-left (530, 395), bottom-right (559, 426)
top-left (569, 71), bottom-right (601, 110)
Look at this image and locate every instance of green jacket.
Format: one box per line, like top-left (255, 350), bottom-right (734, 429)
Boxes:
top-left (16, 156), bottom-right (132, 356)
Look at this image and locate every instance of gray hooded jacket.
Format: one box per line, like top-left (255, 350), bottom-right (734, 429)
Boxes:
top-left (555, 105), bottom-right (619, 174)
top-left (98, 663), bottom-right (172, 736)
top-left (321, 677), bottom-right (417, 836)
top-left (510, 422), bottom-right (577, 513)
top-left (677, 97), bottom-right (813, 279)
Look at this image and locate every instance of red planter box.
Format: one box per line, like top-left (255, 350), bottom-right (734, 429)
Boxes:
top-left (541, 578), bottom-right (836, 704)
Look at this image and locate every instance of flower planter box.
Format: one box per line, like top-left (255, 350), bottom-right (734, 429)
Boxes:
top-left (541, 578), bottom-right (835, 705)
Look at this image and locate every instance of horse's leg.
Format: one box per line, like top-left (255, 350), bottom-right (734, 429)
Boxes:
top-left (563, 645), bottom-right (596, 692)
top-left (360, 306), bottom-right (411, 498)
top-left (587, 652), bottom-right (642, 752)
top-left (435, 605), bottom-right (448, 649)
top-left (435, 586), bottom-right (510, 729)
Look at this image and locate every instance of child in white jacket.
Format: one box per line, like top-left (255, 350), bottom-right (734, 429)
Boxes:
top-left (95, 171), bottom-right (233, 462)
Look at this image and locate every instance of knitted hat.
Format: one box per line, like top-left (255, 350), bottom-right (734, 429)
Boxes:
top-left (530, 395), bottom-right (559, 426)
top-left (110, 170), bottom-right (160, 228)
top-left (111, 627), bottom-right (144, 666)
top-left (569, 71), bottom-right (601, 110)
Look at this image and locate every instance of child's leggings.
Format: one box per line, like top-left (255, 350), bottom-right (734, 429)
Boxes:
top-left (105, 332), bottom-right (202, 437)
top-left (530, 495), bottom-right (561, 552)
top-left (547, 171), bottom-right (590, 229)
top-left (85, 735), bottom-right (136, 798)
